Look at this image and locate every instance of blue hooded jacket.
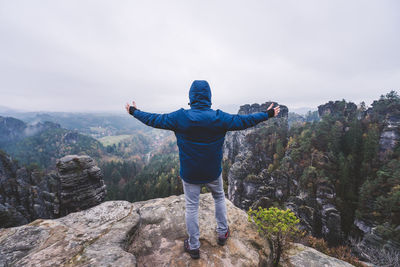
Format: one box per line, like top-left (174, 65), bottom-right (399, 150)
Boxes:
top-left (130, 80), bottom-right (272, 184)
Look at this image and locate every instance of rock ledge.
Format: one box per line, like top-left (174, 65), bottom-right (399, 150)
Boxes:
top-left (0, 193), bottom-right (354, 267)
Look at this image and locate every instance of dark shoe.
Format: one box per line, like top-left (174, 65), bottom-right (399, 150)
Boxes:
top-left (218, 227), bottom-right (230, 246)
top-left (184, 238), bottom-right (200, 259)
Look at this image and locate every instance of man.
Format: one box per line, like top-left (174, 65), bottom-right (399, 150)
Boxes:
top-left (125, 80), bottom-right (280, 259)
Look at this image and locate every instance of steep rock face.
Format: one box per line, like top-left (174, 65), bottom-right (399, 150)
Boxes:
top-left (353, 218), bottom-right (400, 261)
top-left (285, 181), bottom-right (343, 245)
top-left (224, 102), bottom-right (343, 246)
top-left (0, 151), bottom-right (60, 227)
top-left (0, 153), bottom-right (106, 228)
top-left (56, 155), bottom-right (106, 216)
top-left (378, 114), bottom-right (400, 160)
top-left (0, 193), bottom-right (354, 267)
top-left (225, 102), bottom-right (289, 211)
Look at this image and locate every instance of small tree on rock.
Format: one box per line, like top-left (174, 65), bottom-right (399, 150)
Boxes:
top-left (248, 206), bottom-right (300, 267)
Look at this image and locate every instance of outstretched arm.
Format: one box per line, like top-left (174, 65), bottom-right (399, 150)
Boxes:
top-left (222, 103), bottom-right (280, 131)
top-left (125, 101), bottom-right (178, 131)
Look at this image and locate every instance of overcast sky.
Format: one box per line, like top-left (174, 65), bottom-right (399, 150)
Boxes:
top-left (0, 1), bottom-right (399, 113)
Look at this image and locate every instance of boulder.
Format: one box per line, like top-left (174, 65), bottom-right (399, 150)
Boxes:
top-left (287, 243), bottom-right (354, 267)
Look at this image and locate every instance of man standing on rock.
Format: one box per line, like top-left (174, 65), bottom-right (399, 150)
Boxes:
top-left (125, 80), bottom-right (280, 259)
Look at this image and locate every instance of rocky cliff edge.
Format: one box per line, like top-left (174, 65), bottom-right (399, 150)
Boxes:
top-left (0, 193), bottom-right (354, 267)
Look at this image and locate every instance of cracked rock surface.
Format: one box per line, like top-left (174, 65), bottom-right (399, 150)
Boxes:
top-left (0, 193), bottom-right (354, 266)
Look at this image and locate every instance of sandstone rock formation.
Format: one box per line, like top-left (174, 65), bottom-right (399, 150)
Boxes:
top-left (0, 153), bottom-right (106, 228)
top-left (237, 102), bottom-right (289, 117)
top-left (378, 114), bottom-right (400, 161)
top-left (353, 218), bottom-right (400, 263)
top-left (225, 101), bottom-right (289, 211)
top-left (56, 155), bottom-right (106, 216)
top-left (224, 101), bottom-right (344, 246)
top-left (317, 100), bottom-right (357, 120)
top-left (285, 180), bottom-right (343, 245)
top-left (0, 193), bottom-right (355, 267)
top-left (0, 151), bottom-right (60, 227)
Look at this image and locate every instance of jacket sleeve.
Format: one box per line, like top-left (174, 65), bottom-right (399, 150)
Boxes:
top-left (220, 110), bottom-right (270, 131)
top-left (130, 108), bottom-right (179, 131)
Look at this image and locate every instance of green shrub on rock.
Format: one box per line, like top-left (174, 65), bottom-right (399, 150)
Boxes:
top-left (248, 206), bottom-right (300, 267)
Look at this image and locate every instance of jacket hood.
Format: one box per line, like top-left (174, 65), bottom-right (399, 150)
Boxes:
top-left (189, 80), bottom-right (212, 109)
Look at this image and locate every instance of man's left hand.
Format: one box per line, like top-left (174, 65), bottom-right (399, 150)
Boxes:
top-left (125, 101), bottom-right (137, 114)
top-left (267, 103), bottom-right (281, 117)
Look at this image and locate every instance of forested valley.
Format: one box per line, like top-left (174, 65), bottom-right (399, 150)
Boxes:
top-left (1, 91), bottom-right (399, 261)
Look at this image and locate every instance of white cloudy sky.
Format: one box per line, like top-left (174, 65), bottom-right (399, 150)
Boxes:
top-left (0, 0), bottom-right (399, 113)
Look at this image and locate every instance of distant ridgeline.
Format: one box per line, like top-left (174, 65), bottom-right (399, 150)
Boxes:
top-left (0, 111), bottom-right (149, 137)
top-left (0, 114), bottom-right (173, 171)
top-left (0, 116), bottom-right (103, 169)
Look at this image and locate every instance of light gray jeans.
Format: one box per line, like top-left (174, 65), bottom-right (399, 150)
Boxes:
top-left (181, 174), bottom-right (229, 250)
